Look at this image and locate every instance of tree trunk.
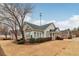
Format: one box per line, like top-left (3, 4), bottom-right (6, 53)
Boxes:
top-left (20, 29), bottom-right (25, 42)
top-left (15, 31), bottom-right (18, 40)
top-left (12, 29), bottom-right (18, 41)
top-left (5, 34), bottom-right (7, 39)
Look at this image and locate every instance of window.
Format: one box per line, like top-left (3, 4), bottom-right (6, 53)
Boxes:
top-left (34, 32), bottom-right (36, 38)
top-left (40, 32), bottom-right (41, 37)
top-left (42, 32), bottom-right (44, 37)
top-left (37, 32), bottom-right (39, 38)
top-left (46, 31), bottom-right (50, 37)
top-left (26, 32), bottom-right (30, 36)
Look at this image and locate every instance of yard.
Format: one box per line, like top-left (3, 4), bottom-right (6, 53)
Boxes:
top-left (0, 38), bottom-right (79, 56)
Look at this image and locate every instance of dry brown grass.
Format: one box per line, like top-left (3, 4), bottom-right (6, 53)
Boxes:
top-left (0, 38), bottom-right (79, 56)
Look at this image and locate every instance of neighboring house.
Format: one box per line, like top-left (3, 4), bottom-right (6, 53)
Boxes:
top-left (71, 30), bottom-right (79, 37)
top-left (59, 29), bottom-right (73, 39)
top-left (23, 22), bottom-right (60, 40)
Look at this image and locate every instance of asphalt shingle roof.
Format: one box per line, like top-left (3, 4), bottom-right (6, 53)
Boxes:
top-left (25, 22), bottom-right (57, 31)
top-left (26, 22), bottom-right (40, 30)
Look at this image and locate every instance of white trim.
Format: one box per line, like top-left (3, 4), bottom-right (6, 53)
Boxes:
top-left (24, 23), bottom-right (34, 31)
top-left (45, 23), bottom-right (56, 31)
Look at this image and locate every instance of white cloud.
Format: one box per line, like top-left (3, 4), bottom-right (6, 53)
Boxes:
top-left (55, 15), bottom-right (79, 30)
top-left (25, 15), bottom-right (79, 30)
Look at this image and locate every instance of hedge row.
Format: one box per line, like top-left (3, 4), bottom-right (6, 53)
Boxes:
top-left (55, 36), bottom-right (64, 40)
top-left (17, 38), bottom-right (25, 44)
top-left (29, 37), bottom-right (52, 43)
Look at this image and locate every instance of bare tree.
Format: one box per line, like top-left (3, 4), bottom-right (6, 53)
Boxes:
top-left (0, 23), bottom-right (9, 39)
top-left (1, 24), bottom-right (8, 39)
top-left (0, 3), bottom-right (32, 43)
top-left (0, 18), bottom-right (18, 40)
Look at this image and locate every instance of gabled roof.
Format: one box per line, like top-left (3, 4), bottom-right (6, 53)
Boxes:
top-left (40, 23), bottom-right (55, 30)
top-left (26, 22), bottom-right (41, 30)
top-left (24, 22), bottom-right (58, 31)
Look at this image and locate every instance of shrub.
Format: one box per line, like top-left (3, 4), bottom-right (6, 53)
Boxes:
top-left (29, 38), bottom-right (36, 43)
top-left (17, 38), bottom-right (25, 44)
top-left (3, 38), bottom-right (12, 40)
top-left (68, 36), bottom-right (72, 39)
top-left (29, 37), bottom-right (52, 43)
top-left (56, 36), bottom-right (63, 40)
top-left (35, 38), bottom-right (41, 43)
top-left (46, 37), bottom-right (52, 41)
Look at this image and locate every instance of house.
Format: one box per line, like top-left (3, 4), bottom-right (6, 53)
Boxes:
top-left (23, 22), bottom-right (60, 40)
top-left (10, 22), bottom-right (60, 40)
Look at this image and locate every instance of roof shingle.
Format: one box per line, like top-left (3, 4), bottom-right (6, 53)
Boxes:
top-left (25, 22), bottom-right (58, 31)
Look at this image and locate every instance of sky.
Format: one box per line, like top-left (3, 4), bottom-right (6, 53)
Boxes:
top-left (25, 3), bottom-right (79, 30)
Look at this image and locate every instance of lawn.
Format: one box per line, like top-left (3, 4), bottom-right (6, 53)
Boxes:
top-left (0, 38), bottom-right (79, 56)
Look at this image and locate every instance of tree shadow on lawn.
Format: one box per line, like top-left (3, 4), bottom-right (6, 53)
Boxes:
top-left (12, 40), bottom-right (53, 46)
top-left (0, 46), bottom-right (6, 56)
